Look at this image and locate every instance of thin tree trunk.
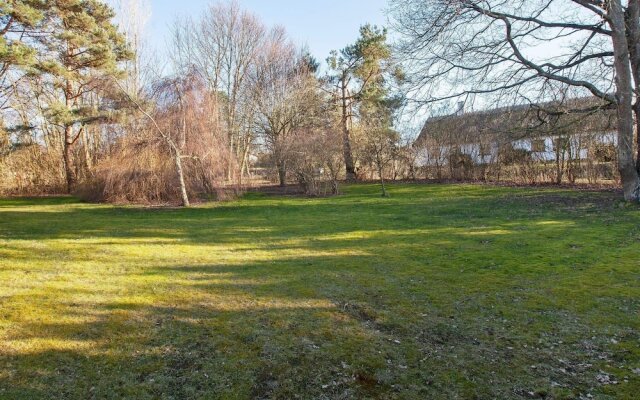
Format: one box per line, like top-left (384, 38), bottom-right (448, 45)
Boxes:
top-left (228, 130), bottom-right (235, 182)
top-left (634, 103), bottom-right (640, 174)
top-left (111, 77), bottom-right (191, 207)
top-left (238, 135), bottom-right (251, 186)
top-left (379, 172), bottom-right (387, 197)
top-left (611, 0), bottom-right (640, 201)
top-left (376, 152), bottom-right (387, 197)
top-left (555, 140), bottom-right (565, 184)
top-left (82, 126), bottom-right (93, 170)
top-left (93, 125), bottom-right (100, 159)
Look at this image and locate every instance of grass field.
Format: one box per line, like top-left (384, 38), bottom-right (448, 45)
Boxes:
top-left (0, 184), bottom-right (639, 399)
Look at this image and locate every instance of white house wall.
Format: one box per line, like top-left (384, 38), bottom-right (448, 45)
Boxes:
top-left (598, 131), bottom-right (617, 145)
top-left (416, 147), bottom-right (449, 167)
top-left (532, 137), bottom-right (556, 162)
top-left (416, 130), bottom-right (617, 167)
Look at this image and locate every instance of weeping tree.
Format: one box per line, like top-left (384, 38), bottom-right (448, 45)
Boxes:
top-left (110, 73), bottom-right (227, 208)
top-left (171, 1), bottom-right (267, 183)
top-left (391, 0), bottom-right (640, 201)
top-left (36, 0), bottom-right (131, 193)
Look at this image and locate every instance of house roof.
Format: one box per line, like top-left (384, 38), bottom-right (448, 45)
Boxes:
top-left (415, 97), bottom-right (616, 146)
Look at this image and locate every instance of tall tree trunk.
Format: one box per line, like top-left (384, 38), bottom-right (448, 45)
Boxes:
top-left (634, 102), bottom-right (640, 173)
top-left (611, 0), bottom-right (640, 201)
top-left (63, 125), bottom-right (76, 193)
top-left (625, 1), bottom-right (640, 174)
top-left (555, 140), bottom-right (565, 184)
top-left (277, 160), bottom-right (287, 187)
top-left (228, 127), bottom-right (235, 182)
top-left (63, 74), bottom-right (77, 193)
top-left (341, 80), bottom-right (356, 181)
top-left (239, 140), bottom-right (251, 186)
top-left (555, 147), bottom-right (560, 184)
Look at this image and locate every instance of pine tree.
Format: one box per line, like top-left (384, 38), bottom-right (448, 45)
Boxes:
top-left (37, 0), bottom-right (131, 192)
top-left (0, 0), bottom-right (47, 99)
top-left (0, 0), bottom-right (46, 67)
top-left (327, 25), bottom-right (397, 181)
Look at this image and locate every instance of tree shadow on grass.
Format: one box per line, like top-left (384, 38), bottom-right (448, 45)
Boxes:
top-left (2, 256), bottom-right (637, 399)
top-left (0, 258), bottom-right (636, 399)
top-left (0, 276), bottom-right (397, 399)
top-left (1, 186), bottom-right (639, 398)
top-left (0, 188), bottom-right (626, 244)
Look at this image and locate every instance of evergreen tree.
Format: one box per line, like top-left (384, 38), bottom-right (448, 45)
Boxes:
top-left (0, 0), bottom-right (47, 102)
top-left (37, 0), bottom-right (131, 192)
top-left (327, 24), bottom-right (398, 181)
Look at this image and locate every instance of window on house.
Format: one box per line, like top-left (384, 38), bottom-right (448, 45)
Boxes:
top-left (553, 137), bottom-right (569, 152)
top-left (479, 144), bottom-right (492, 157)
top-left (531, 139), bottom-right (546, 152)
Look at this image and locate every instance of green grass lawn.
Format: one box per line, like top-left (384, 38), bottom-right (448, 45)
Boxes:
top-left (0, 184), bottom-right (639, 399)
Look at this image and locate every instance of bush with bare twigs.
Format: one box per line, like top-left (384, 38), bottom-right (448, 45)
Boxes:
top-left (288, 128), bottom-right (343, 196)
top-left (0, 144), bottom-right (66, 196)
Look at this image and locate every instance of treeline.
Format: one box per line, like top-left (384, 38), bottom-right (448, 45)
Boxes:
top-left (0, 0), bottom-right (408, 205)
top-left (6, 1), bottom-right (637, 203)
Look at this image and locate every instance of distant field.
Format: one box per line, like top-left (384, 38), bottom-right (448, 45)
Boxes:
top-left (0, 184), bottom-right (638, 399)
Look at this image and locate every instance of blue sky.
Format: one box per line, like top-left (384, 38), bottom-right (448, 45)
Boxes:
top-left (144, 0), bottom-right (388, 66)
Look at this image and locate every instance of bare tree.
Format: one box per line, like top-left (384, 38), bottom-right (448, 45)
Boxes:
top-left (249, 28), bottom-right (320, 186)
top-left (288, 125), bottom-right (344, 196)
top-left (361, 100), bottom-right (401, 196)
top-left (110, 0), bottom-right (153, 95)
top-left (366, 127), bottom-right (398, 197)
top-left (391, 0), bottom-right (640, 201)
top-left (109, 72), bottom-right (230, 206)
top-left (171, 1), bottom-right (266, 183)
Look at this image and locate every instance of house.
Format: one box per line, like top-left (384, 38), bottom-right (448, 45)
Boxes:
top-left (415, 98), bottom-right (617, 167)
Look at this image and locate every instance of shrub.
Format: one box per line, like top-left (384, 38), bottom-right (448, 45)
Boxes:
top-left (76, 132), bottom-right (233, 205)
top-left (0, 144), bottom-right (66, 196)
top-left (448, 149), bottom-right (474, 180)
top-left (288, 128), bottom-right (343, 196)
